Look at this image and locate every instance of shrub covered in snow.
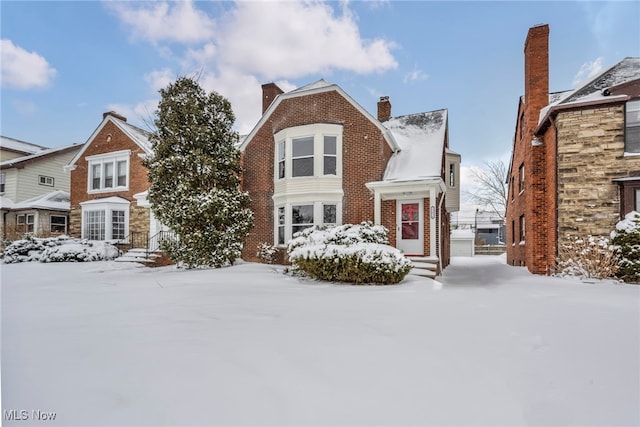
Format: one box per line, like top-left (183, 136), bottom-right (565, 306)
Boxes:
top-left (288, 222), bottom-right (412, 285)
top-left (256, 242), bottom-right (278, 264)
top-left (555, 235), bottom-right (619, 280)
top-left (611, 211), bottom-right (640, 283)
top-left (2, 235), bottom-right (120, 264)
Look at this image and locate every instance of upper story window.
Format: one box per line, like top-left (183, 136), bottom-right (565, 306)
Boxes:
top-left (519, 163), bottom-right (525, 193)
top-left (87, 150), bottom-right (130, 193)
top-left (274, 124), bottom-right (342, 181)
top-left (0, 172), bottom-right (5, 193)
top-left (449, 163), bottom-right (455, 187)
top-left (626, 100), bottom-right (640, 154)
top-left (39, 175), bottom-right (54, 186)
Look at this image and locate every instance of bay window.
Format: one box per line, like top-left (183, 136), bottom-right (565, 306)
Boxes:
top-left (87, 150), bottom-right (130, 192)
top-left (292, 137), bottom-right (314, 177)
top-left (80, 197), bottom-right (130, 241)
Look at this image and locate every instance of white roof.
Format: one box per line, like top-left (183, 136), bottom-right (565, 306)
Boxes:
top-left (1, 195), bottom-right (15, 210)
top-left (382, 109), bottom-right (447, 181)
top-left (451, 228), bottom-right (475, 239)
top-left (11, 190), bottom-right (70, 211)
top-left (80, 196), bottom-right (131, 206)
top-left (0, 136), bottom-right (48, 155)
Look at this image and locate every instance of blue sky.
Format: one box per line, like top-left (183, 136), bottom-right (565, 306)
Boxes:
top-left (1, 0), bottom-right (639, 173)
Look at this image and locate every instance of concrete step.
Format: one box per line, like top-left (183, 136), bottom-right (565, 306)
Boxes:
top-left (408, 269), bottom-right (436, 278)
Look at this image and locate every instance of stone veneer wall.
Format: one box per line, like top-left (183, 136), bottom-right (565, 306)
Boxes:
top-left (556, 104), bottom-right (640, 241)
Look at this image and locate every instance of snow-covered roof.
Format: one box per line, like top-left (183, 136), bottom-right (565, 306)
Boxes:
top-left (1, 143), bottom-right (81, 169)
top-left (382, 109), bottom-right (447, 181)
top-left (288, 79), bottom-right (334, 94)
top-left (451, 228), bottom-right (475, 239)
top-left (67, 113), bottom-right (153, 169)
top-left (79, 196), bottom-right (131, 206)
top-left (1, 195), bottom-right (15, 210)
top-left (11, 190), bottom-right (70, 211)
top-left (0, 135), bottom-right (48, 155)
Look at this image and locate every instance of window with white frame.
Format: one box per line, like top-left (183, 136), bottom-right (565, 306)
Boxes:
top-left (81, 198), bottom-right (130, 241)
top-left (39, 175), bottom-right (54, 186)
top-left (626, 100), bottom-right (640, 154)
top-left (50, 215), bottom-right (67, 234)
top-left (0, 172), bottom-right (5, 193)
top-left (275, 202), bottom-right (341, 245)
top-left (87, 151), bottom-right (130, 192)
top-left (274, 124), bottom-right (342, 180)
top-left (17, 213), bottom-right (35, 233)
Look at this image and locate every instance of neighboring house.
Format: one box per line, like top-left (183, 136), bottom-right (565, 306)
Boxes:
top-left (240, 80), bottom-right (460, 271)
top-left (0, 138), bottom-right (81, 239)
top-left (65, 111), bottom-right (156, 245)
top-left (506, 24), bottom-right (640, 274)
top-left (474, 210), bottom-right (505, 245)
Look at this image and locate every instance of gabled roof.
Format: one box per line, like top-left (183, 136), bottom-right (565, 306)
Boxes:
top-left (1, 143), bottom-right (81, 169)
top-left (11, 190), bottom-right (70, 211)
top-left (536, 57), bottom-right (640, 134)
top-left (239, 79), bottom-right (399, 152)
top-left (0, 136), bottom-right (48, 156)
top-left (67, 113), bottom-right (153, 169)
top-left (382, 109), bottom-right (448, 181)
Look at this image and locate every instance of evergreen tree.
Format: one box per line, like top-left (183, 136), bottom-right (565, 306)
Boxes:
top-left (143, 77), bottom-right (253, 268)
top-left (611, 211), bottom-right (640, 283)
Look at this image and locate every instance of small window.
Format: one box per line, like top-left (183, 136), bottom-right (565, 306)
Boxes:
top-left (626, 100), bottom-right (640, 153)
top-left (449, 163), bottom-right (455, 187)
top-left (50, 215), bottom-right (67, 234)
top-left (635, 189), bottom-right (640, 212)
top-left (0, 172), bottom-right (5, 193)
top-left (292, 137), bottom-right (314, 177)
top-left (519, 113), bottom-right (525, 141)
top-left (323, 204), bottom-right (337, 226)
top-left (277, 141), bottom-right (285, 179)
top-left (39, 175), bottom-right (54, 187)
top-left (323, 136), bottom-right (337, 175)
top-left (519, 215), bottom-right (525, 242)
top-left (511, 220), bottom-right (515, 244)
top-left (91, 164), bottom-right (101, 190)
top-left (510, 176), bottom-right (515, 201)
top-left (292, 204), bottom-right (313, 235)
top-left (277, 206), bottom-right (285, 245)
top-left (519, 164), bottom-right (525, 193)
top-left (25, 214), bottom-right (35, 233)
top-left (17, 214), bottom-right (26, 225)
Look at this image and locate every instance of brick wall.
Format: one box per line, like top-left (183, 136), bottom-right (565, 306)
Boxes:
top-left (69, 119), bottom-right (151, 238)
top-left (241, 89), bottom-right (392, 261)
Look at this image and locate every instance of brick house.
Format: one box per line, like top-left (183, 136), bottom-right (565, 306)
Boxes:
top-left (506, 24), bottom-right (640, 274)
top-left (240, 80), bottom-right (460, 271)
top-left (65, 112), bottom-right (157, 245)
top-left (1, 137), bottom-right (81, 239)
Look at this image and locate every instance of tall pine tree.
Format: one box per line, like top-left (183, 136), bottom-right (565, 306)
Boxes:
top-left (144, 77), bottom-right (253, 268)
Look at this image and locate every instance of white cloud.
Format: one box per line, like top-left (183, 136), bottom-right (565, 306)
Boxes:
top-left (403, 67), bottom-right (429, 84)
top-left (109, 1), bottom-right (399, 134)
top-left (1, 39), bottom-right (56, 90)
top-left (572, 57), bottom-right (603, 87)
top-left (105, 1), bottom-right (215, 44)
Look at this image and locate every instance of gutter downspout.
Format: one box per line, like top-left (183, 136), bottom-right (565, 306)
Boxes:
top-left (438, 191), bottom-right (445, 274)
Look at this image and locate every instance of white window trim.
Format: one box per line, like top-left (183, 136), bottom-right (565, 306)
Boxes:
top-left (274, 124), bottom-right (343, 181)
top-left (274, 201), bottom-right (343, 246)
top-left (39, 175), bottom-right (55, 186)
top-left (86, 150), bottom-right (131, 194)
top-left (50, 215), bottom-right (68, 234)
top-left (80, 198), bottom-right (130, 241)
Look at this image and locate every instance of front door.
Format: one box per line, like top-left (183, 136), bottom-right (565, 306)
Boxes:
top-left (397, 200), bottom-right (424, 255)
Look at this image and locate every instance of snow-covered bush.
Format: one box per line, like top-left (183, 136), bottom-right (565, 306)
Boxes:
top-left (611, 211), bottom-right (640, 283)
top-left (256, 242), bottom-right (278, 264)
top-left (288, 222), bottom-right (412, 285)
top-left (555, 235), bottom-right (618, 280)
top-left (3, 235), bottom-right (120, 263)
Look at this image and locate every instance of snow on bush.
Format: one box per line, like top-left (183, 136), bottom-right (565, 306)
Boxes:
top-left (555, 235), bottom-right (619, 280)
top-left (256, 242), bottom-right (278, 264)
top-left (288, 222), bottom-right (413, 285)
top-left (2, 235), bottom-right (120, 264)
top-left (611, 211), bottom-right (640, 283)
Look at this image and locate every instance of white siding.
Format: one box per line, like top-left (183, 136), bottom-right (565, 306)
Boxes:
top-left (10, 149), bottom-right (78, 202)
top-left (445, 152), bottom-right (461, 212)
top-left (2, 169), bottom-right (19, 201)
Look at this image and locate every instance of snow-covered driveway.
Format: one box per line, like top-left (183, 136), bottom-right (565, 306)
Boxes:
top-left (2, 257), bottom-right (639, 426)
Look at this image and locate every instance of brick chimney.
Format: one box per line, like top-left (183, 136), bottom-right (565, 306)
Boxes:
top-left (377, 96), bottom-right (391, 122)
top-left (103, 111), bottom-right (127, 122)
top-left (524, 24), bottom-right (549, 127)
top-left (262, 83), bottom-right (284, 114)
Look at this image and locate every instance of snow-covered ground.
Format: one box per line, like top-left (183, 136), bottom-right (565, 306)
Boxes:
top-left (2, 256), bottom-right (639, 426)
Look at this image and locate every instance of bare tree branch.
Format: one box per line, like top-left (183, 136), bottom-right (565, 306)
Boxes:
top-left (463, 160), bottom-right (508, 220)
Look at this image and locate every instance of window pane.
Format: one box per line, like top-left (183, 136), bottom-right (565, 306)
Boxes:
top-left (324, 136), bottom-right (336, 155)
top-left (277, 141), bottom-right (285, 179)
top-left (278, 207), bottom-right (285, 225)
top-left (324, 156), bottom-right (336, 175)
top-left (85, 210), bottom-right (105, 240)
top-left (51, 215), bottom-right (67, 233)
top-left (323, 205), bottom-right (336, 224)
top-left (635, 189), bottom-right (640, 212)
top-left (91, 164), bottom-right (101, 190)
top-left (292, 205), bottom-right (313, 225)
top-left (627, 100), bottom-right (640, 125)
top-left (292, 158), bottom-right (314, 177)
top-left (104, 162), bottom-right (114, 188)
top-left (277, 141), bottom-right (285, 161)
top-left (292, 137), bottom-right (314, 157)
top-left (117, 161), bottom-right (127, 186)
top-left (626, 126), bottom-right (640, 153)
top-left (112, 210), bottom-right (126, 240)
top-left (401, 223), bottom-right (419, 240)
